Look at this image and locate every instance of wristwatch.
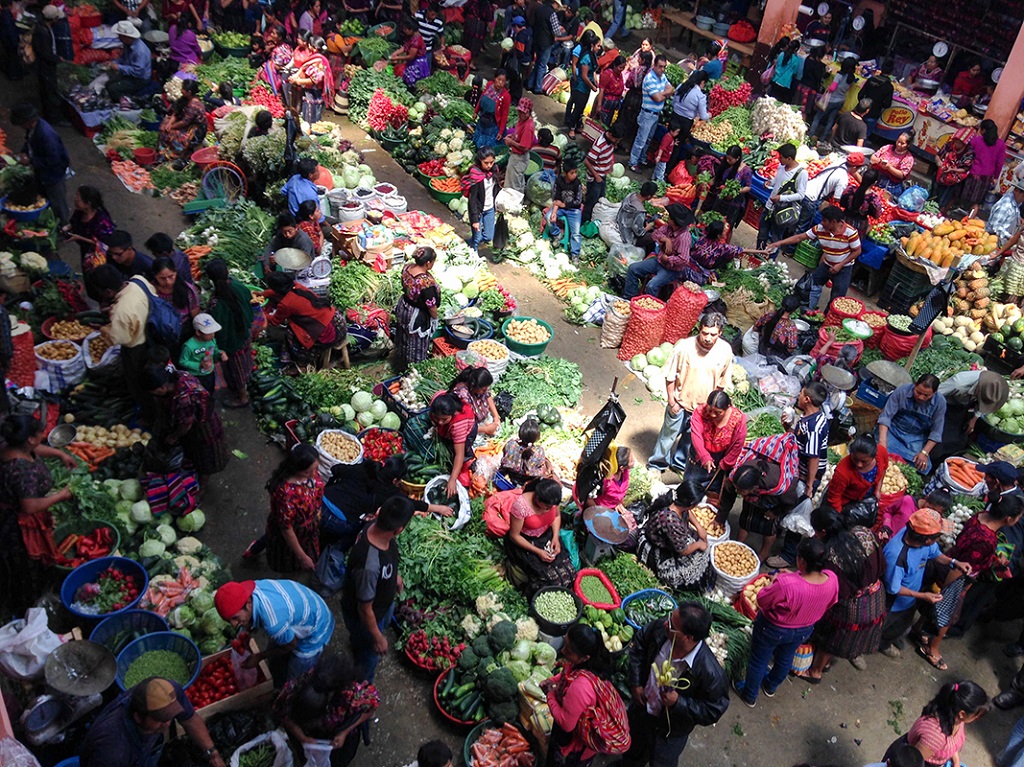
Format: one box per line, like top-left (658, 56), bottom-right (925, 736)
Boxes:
top-left (201, 747), bottom-right (219, 762)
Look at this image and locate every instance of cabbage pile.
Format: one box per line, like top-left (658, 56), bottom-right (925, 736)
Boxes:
top-left (346, 390), bottom-right (401, 432)
top-left (629, 342), bottom-right (678, 400)
top-left (436, 263), bottom-right (486, 306)
top-left (337, 161), bottom-right (377, 191)
top-left (989, 396), bottom-right (1024, 434)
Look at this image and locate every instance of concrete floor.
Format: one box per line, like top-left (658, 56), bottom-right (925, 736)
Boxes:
top-left (4, 32), bottom-right (1020, 767)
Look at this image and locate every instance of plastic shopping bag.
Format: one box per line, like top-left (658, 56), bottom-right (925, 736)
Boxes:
top-left (0, 738), bottom-right (41, 767)
top-left (229, 730), bottom-right (294, 767)
top-left (780, 496), bottom-right (814, 536)
top-left (424, 475), bottom-right (471, 530)
top-left (302, 741), bottom-right (334, 767)
top-left (0, 608), bottom-right (62, 680)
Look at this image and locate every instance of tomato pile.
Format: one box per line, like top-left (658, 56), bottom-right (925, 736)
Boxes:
top-left (708, 80), bottom-right (752, 117)
top-left (404, 629), bottom-right (465, 671)
top-left (245, 85), bottom-right (285, 118)
top-left (360, 427), bottom-right (404, 461)
top-left (73, 567), bottom-right (140, 613)
top-left (186, 656), bottom-right (239, 708)
top-left (757, 153), bottom-right (780, 180)
top-left (418, 159), bottom-right (446, 177)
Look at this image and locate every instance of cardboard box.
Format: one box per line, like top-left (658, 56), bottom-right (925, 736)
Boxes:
top-left (175, 637), bottom-right (273, 732)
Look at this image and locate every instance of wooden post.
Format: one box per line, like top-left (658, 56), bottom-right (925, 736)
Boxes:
top-left (903, 332), bottom-right (928, 373)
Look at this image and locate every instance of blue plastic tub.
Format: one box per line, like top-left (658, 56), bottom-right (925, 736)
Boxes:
top-left (115, 631), bottom-right (201, 690)
top-left (444, 318), bottom-right (493, 350)
top-left (620, 589), bottom-right (677, 631)
top-left (90, 609), bottom-right (169, 655)
top-left (60, 556), bottom-right (148, 624)
top-left (493, 472), bottom-right (516, 491)
top-left (55, 759), bottom-right (80, 767)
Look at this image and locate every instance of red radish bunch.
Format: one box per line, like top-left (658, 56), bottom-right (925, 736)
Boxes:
top-left (388, 102), bottom-right (409, 129)
top-left (497, 285), bottom-right (516, 311)
top-left (708, 80), bottom-right (752, 117)
top-left (367, 89), bottom-right (396, 132)
top-left (186, 657), bottom-right (239, 708)
top-left (404, 629), bottom-right (465, 671)
top-left (244, 84), bottom-right (285, 117)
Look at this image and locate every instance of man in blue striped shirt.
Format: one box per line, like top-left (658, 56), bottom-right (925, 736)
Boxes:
top-left (629, 55), bottom-right (674, 171)
top-left (215, 578), bottom-right (335, 682)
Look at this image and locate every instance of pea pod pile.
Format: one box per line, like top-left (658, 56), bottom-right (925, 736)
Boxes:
top-left (236, 743), bottom-right (275, 767)
top-left (533, 589), bottom-right (578, 625)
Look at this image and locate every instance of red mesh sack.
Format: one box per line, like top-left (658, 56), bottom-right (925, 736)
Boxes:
top-left (861, 311), bottom-right (888, 349)
top-left (823, 296), bottom-right (865, 329)
top-left (880, 325), bottom-right (932, 361)
top-left (618, 296), bottom-right (666, 361)
top-left (810, 327), bottom-right (864, 365)
top-left (661, 284), bottom-right (708, 345)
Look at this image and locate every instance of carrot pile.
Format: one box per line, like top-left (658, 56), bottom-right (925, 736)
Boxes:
top-left (430, 177), bottom-right (461, 194)
top-left (141, 566), bottom-right (198, 617)
top-left (469, 723), bottom-right (533, 767)
top-left (66, 441), bottom-right (116, 470)
top-left (184, 245), bottom-right (213, 281)
top-left (946, 458), bottom-right (984, 488)
top-left (111, 160), bottom-right (155, 193)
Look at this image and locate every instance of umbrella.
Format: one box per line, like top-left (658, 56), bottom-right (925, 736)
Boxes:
top-left (576, 379), bottom-right (627, 503)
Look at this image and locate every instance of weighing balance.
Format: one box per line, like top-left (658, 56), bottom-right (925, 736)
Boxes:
top-left (21, 640), bottom-right (116, 746)
top-left (865, 359), bottom-right (913, 395)
top-left (297, 256), bottom-right (333, 297)
top-left (819, 364), bottom-right (858, 444)
top-left (582, 505), bottom-right (630, 564)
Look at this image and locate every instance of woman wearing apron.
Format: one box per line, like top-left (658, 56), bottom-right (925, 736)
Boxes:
top-left (429, 393), bottom-right (478, 497)
top-left (877, 375), bottom-right (947, 474)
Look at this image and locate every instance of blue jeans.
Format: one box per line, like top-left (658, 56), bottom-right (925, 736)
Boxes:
top-left (343, 602), bottom-right (395, 682)
top-left (625, 257), bottom-right (682, 299)
top-left (998, 714), bottom-right (1024, 767)
top-left (652, 161), bottom-right (667, 181)
top-left (630, 109), bottom-right (661, 167)
top-left (807, 260), bottom-right (854, 311)
top-left (864, 117), bottom-right (879, 137)
top-left (809, 101), bottom-right (842, 140)
top-left (742, 614), bottom-right (814, 701)
top-left (623, 703), bottom-right (690, 767)
top-left (561, 208), bottom-right (582, 257)
top-left (287, 651), bottom-right (322, 682)
top-left (606, 0), bottom-right (630, 39)
top-left (649, 405), bottom-right (692, 471)
top-left (529, 43), bottom-right (556, 93)
top-left (470, 207), bottom-right (496, 249)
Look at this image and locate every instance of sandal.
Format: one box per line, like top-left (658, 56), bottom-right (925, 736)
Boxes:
top-left (791, 671), bottom-right (821, 684)
top-left (916, 645), bottom-right (948, 670)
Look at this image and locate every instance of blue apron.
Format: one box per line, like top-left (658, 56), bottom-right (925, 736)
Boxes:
top-left (887, 407), bottom-right (934, 471)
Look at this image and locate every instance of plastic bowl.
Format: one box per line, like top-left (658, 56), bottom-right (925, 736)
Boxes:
top-left (1, 196), bottom-right (49, 222)
top-left (620, 588), bottom-right (677, 631)
top-left (115, 631), bottom-right (201, 690)
top-left (132, 147), bottom-right (156, 166)
top-left (530, 586), bottom-right (583, 637)
top-left (41, 316), bottom-right (91, 341)
top-left (190, 146), bottom-right (220, 170)
top-left (501, 316), bottom-right (553, 356)
top-left (53, 519), bottom-right (121, 572)
top-left (90, 609), bottom-right (169, 655)
top-left (445, 318), bottom-right (493, 350)
top-left (433, 667), bottom-right (477, 727)
top-left (61, 556), bottom-right (148, 623)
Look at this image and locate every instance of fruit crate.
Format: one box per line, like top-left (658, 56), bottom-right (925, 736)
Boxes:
top-left (793, 240), bottom-right (822, 269)
top-left (174, 636), bottom-right (273, 732)
top-left (743, 198), bottom-right (763, 229)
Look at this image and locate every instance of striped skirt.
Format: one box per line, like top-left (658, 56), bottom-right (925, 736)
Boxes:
top-left (814, 579), bottom-right (886, 658)
top-left (223, 340), bottom-right (253, 396)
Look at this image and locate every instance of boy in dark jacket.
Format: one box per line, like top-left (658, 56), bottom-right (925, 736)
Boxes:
top-left (624, 601), bottom-right (730, 766)
top-left (547, 160), bottom-right (584, 259)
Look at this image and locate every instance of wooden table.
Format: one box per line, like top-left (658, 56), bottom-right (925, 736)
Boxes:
top-left (657, 10), bottom-right (754, 65)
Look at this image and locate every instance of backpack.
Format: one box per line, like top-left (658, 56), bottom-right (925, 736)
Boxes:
top-left (131, 278), bottom-right (182, 349)
top-left (572, 669), bottom-right (631, 755)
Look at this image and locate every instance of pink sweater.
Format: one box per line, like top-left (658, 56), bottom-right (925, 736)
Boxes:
top-left (970, 135), bottom-right (1007, 178)
top-left (757, 570), bottom-right (839, 628)
top-left (547, 670), bottom-right (598, 759)
top-left (881, 495), bottom-right (915, 536)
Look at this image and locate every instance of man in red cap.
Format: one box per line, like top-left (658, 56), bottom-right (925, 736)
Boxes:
top-left (81, 677), bottom-right (223, 767)
top-left (215, 578), bottom-right (334, 683)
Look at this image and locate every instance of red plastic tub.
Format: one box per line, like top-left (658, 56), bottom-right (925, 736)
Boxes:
top-left (133, 147), bottom-right (156, 166)
top-left (191, 146), bottom-right (219, 170)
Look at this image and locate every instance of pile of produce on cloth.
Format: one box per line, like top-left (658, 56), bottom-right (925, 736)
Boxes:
top-left (901, 219), bottom-right (999, 269)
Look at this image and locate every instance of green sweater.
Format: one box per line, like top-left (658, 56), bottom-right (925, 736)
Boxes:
top-left (179, 336), bottom-right (219, 376)
top-left (208, 280), bottom-right (256, 355)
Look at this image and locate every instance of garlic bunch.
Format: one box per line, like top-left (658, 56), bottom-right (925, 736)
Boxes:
top-left (707, 632), bottom-right (729, 668)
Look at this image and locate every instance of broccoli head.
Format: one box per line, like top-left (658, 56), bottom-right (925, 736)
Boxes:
top-left (483, 666), bottom-right (518, 702)
top-left (488, 620), bottom-right (518, 654)
top-left (457, 648), bottom-right (479, 672)
top-left (487, 700), bottom-right (521, 725)
top-left (472, 635), bottom-right (494, 660)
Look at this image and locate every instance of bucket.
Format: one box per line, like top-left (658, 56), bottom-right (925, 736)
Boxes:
top-left (709, 540), bottom-right (760, 599)
top-left (791, 643), bottom-right (814, 674)
top-left (529, 586), bottom-right (582, 637)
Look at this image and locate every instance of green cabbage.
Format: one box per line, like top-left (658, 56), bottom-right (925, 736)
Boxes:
top-left (190, 591), bottom-right (215, 614)
top-left (504, 659), bottom-right (532, 682)
top-left (380, 412), bottom-right (401, 430)
top-left (351, 391), bottom-right (373, 413)
top-left (154, 524), bottom-right (177, 546)
top-left (139, 539), bottom-right (165, 557)
top-left (510, 639), bottom-right (532, 661)
top-left (356, 411), bottom-right (375, 428)
top-left (199, 637), bottom-right (225, 655)
top-left (369, 400), bottom-right (388, 420)
top-left (532, 642), bottom-right (557, 666)
top-left (176, 509), bottom-right (206, 533)
top-left (168, 605), bottom-right (195, 629)
top-left (200, 608), bottom-right (227, 635)
top-left (119, 479), bottom-right (144, 502)
top-left (130, 501), bottom-right (152, 524)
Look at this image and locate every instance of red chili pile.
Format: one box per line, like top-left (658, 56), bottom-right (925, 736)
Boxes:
top-left (186, 656), bottom-right (239, 708)
top-left (405, 629), bottom-right (465, 671)
top-left (361, 427), bottom-right (404, 461)
top-left (57, 526), bottom-right (115, 568)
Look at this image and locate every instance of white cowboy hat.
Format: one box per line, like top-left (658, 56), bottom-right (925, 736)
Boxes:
top-left (112, 20), bottom-right (141, 38)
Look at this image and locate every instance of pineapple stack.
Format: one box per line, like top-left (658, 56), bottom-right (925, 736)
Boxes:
top-left (952, 265), bottom-right (993, 323)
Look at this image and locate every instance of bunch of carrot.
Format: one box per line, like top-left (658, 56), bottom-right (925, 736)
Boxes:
top-left (142, 566), bottom-right (198, 617)
top-left (66, 441), bottom-right (116, 471)
top-left (946, 458), bottom-right (984, 489)
top-left (184, 245), bottom-right (213, 281)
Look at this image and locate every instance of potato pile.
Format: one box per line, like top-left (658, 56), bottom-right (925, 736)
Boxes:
top-left (831, 297), bottom-right (863, 316)
top-left (712, 541), bottom-right (759, 578)
top-left (689, 504), bottom-right (725, 538)
top-left (87, 335), bottom-right (114, 364)
top-left (612, 300), bottom-right (631, 316)
top-left (37, 341), bottom-right (79, 361)
top-left (49, 320), bottom-right (92, 341)
top-left (505, 318), bottom-right (550, 345)
top-left (75, 423), bottom-right (151, 449)
top-left (467, 339), bottom-right (508, 361)
top-left (741, 574), bottom-right (772, 613)
top-left (880, 462), bottom-right (908, 495)
top-left (320, 431), bottom-right (361, 463)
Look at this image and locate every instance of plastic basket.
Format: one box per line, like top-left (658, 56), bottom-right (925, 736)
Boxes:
top-left (501, 316), bottom-right (553, 356)
top-left (445, 318), bottom-right (494, 350)
top-left (573, 569), bottom-right (621, 610)
top-left (367, 22), bottom-right (397, 40)
top-left (529, 586), bottom-right (583, 636)
top-left (61, 556), bottom-right (148, 623)
top-left (429, 182), bottom-right (462, 205)
top-left (53, 518), bottom-right (120, 572)
top-left (398, 478), bottom-right (427, 500)
top-left (90, 609), bottom-right (169, 655)
top-left (793, 240), bottom-right (822, 268)
top-left (1, 196), bottom-right (49, 221)
top-left (41, 316), bottom-right (91, 341)
top-left (620, 589), bottom-right (677, 631)
top-left (434, 667), bottom-right (477, 727)
top-left (115, 631), bottom-right (201, 690)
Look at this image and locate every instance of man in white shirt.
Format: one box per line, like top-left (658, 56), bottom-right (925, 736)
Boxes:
top-left (797, 152), bottom-right (864, 230)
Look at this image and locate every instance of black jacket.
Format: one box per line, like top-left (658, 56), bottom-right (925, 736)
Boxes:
top-left (468, 171), bottom-right (502, 226)
top-left (627, 617), bottom-right (730, 735)
top-left (857, 76), bottom-right (894, 120)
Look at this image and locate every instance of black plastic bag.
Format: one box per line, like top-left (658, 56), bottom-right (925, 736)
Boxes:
top-left (493, 213), bottom-right (509, 251)
top-left (494, 391), bottom-right (514, 421)
top-left (793, 271), bottom-right (814, 306)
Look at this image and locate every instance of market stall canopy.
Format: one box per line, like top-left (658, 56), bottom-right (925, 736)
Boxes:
top-left (44, 640), bottom-right (116, 696)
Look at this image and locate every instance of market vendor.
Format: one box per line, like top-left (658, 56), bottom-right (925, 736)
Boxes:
top-left (80, 677), bottom-right (224, 767)
top-left (870, 132), bottom-right (915, 195)
top-left (575, 445), bottom-right (632, 514)
top-left (798, 152), bottom-right (864, 231)
top-left (449, 366), bottom-right (501, 437)
top-left (500, 418), bottom-right (554, 486)
top-left (145, 232), bottom-right (194, 286)
top-left (934, 370), bottom-right (1010, 464)
top-left (389, 15), bottom-right (431, 86)
top-left (683, 390), bottom-right (746, 493)
top-left (429, 392), bottom-right (478, 496)
top-left (474, 69), bottom-right (512, 148)
top-left (951, 61), bottom-right (986, 106)
top-left (878, 374), bottom-right (946, 473)
top-left (262, 271), bottom-right (346, 370)
top-left (753, 293), bottom-right (802, 359)
top-left (504, 477), bottom-right (575, 593)
top-left (637, 479), bottom-right (714, 591)
top-left (906, 55), bottom-right (944, 90)
top-left (159, 79), bottom-right (207, 168)
top-left (616, 181), bottom-right (658, 248)
top-left (393, 246), bottom-right (439, 371)
top-left (168, 14), bottom-right (202, 67)
top-left (826, 433), bottom-right (888, 512)
top-left (282, 157), bottom-right (321, 217)
top-left (258, 24), bottom-right (293, 96)
top-left (706, 145), bottom-right (753, 230)
top-left (66, 185), bottom-right (116, 265)
top-left (986, 182), bottom-right (1024, 248)
top-left (11, 101), bottom-right (70, 227)
top-left (623, 203), bottom-right (695, 299)
top-left (216, 578), bottom-right (335, 681)
top-left (296, 200), bottom-right (324, 255)
top-left (105, 20), bottom-right (152, 101)
top-left (0, 415), bottom-right (78, 618)
top-left (140, 364), bottom-right (228, 487)
top-left (263, 212), bottom-right (316, 272)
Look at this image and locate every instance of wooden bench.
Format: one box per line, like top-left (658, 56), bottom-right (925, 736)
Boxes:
top-left (657, 11), bottom-right (754, 72)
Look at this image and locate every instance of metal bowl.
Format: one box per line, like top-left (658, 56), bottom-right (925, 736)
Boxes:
top-left (48, 423), bottom-right (77, 448)
top-left (836, 51), bottom-right (860, 62)
top-left (840, 145), bottom-right (875, 158)
top-left (916, 78), bottom-right (941, 92)
top-left (274, 247), bottom-right (312, 271)
top-left (703, 288), bottom-right (721, 303)
top-left (793, 318), bottom-right (811, 332)
top-left (142, 30), bottom-right (168, 44)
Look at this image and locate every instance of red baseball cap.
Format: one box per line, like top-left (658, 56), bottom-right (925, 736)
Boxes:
top-left (215, 580), bottom-right (256, 620)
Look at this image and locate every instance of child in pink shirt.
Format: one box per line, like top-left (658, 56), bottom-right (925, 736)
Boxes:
top-left (879, 489), bottom-right (953, 543)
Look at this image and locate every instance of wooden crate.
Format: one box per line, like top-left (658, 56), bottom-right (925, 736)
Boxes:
top-left (175, 637), bottom-right (273, 730)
